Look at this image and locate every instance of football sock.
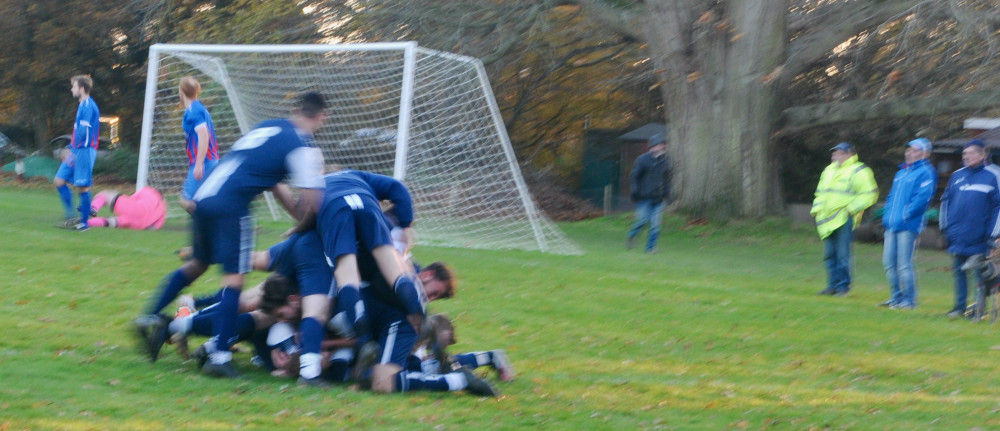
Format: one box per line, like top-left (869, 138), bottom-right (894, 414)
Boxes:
top-left (146, 269), bottom-right (193, 315)
top-left (208, 349), bottom-right (232, 365)
top-left (168, 313), bottom-right (193, 336)
top-left (57, 184), bottom-right (74, 219)
top-left (335, 284), bottom-right (366, 333)
top-left (87, 217), bottom-right (109, 227)
top-left (299, 317), bottom-right (323, 379)
top-left (266, 322), bottom-right (298, 355)
top-left (393, 275), bottom-right (426, 316)
top-left (194, 290), bottom-right (223, 309)
top-left (186, 303), bottom-right (219, 336)
top-left (212, 285), bottom-right (241, 354)
top-left (250, 330), bottom-right (274, 371)
top-left (396, 370), bottom-right (466, 393)
top-left (78, 191), bottom-right (90, 225)
top-left (453, 351), bottom-right (492, 369)
top-left (323, 348), bottom-right (353, 383)
top-left (234, 312), bottom-right (256, 340)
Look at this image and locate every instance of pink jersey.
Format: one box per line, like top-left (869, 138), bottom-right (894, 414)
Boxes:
top-left (113, 186), bottom-right (166, 230)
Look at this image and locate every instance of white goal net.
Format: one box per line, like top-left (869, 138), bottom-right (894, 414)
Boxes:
top-left (137, 42), bottom-right (581, 255)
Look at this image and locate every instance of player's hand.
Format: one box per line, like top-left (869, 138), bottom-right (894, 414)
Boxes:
top-left (280, 226), bottom-right (298, 239)
top-left (194, 162), bottom-right (204, 180)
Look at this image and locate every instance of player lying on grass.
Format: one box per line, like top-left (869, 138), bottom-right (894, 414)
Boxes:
top-left (411, 313), bottom-right (514, 383)
top-left (260, 258), bottom-right (500, 397)
top-left (332, 245), bottom-right (506, 397)
top-left (161, 230), bottom-right (331, 369)
top-left (167, 273), bottom-right (292, 369)
top-left (83, 187), bottom-right (167, 230)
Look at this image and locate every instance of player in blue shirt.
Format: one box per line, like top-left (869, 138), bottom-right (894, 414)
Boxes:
top-left (54, 75), bottom-right (100, 230)
top-left (178, 76), bottom-right (220, 214)
top-left (136, 92), bottom-right (327, 379)
top-left (299, 169), bottom-right (423, 384)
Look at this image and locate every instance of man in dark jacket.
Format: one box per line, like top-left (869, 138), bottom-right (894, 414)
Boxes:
top-left (940, 139), bottom-right (1000, 318)
top-left (626, 133), bottom-right (670, 253)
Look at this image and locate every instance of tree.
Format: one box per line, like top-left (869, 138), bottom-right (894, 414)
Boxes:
top-left (0, 0), bottom-right (324, 153)
top-left (322, 0), bottom-right (1000, 219)
top-left (579, 0), bottom-right (1000, 219)
top-left (0, 0), bottom-right (135, 150)
top-left (314, 1), bottom-right (658, 185)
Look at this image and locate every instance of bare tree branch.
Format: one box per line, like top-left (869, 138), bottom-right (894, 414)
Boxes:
top-left (783, 0), bottom-right (927, 78)
top-left (568, 0), bottom-right (642, 40)
top-left (781, 90), bottom-right (1000, 132)
top-left (481, 4), bottom-right (542, 64)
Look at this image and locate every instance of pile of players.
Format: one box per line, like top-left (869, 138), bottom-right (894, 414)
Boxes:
top-left (133, 87), bottom-right (511, 397)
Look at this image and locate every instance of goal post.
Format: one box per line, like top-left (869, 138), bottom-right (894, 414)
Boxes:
top-left (137, 42), bottom-right (582, 255)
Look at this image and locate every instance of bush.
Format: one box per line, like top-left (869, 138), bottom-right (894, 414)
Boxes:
top-left (93, 148), bottom-right (138, 182)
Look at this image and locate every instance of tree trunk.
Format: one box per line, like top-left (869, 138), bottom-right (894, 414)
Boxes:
top-left (643, 0), bottom-right (785, 219)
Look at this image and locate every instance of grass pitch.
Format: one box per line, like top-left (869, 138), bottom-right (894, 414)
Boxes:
top-left (1, 183), bottom-right (999, 430)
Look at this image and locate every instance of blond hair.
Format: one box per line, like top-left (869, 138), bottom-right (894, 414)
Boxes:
top-left (179, 76), bottom-right (201, 100)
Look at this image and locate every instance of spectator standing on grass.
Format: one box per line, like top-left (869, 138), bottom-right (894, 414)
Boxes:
top-left (53, 75), bottom-right (100, 230)
top-left (939, 139), bottom-right (1000, 318)
top-left (812, 142), bottom-right (878, 297)
top-left (178, 76), bottom-right (220, 214)
top-left (626, 133), bottom-right (670, 254)
top-left (879, 138), bottom-right (937, 310)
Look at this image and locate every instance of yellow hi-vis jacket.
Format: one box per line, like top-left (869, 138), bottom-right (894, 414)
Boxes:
top-left (811, 154), bottom-right (879, 239)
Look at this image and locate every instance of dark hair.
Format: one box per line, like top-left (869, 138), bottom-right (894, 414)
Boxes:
top-left (424, 261), bottom-right (455, 299)
top-left (297, 91), bottom-right (327, 119)
top-left (259, 273), bottom-right (298, 314)
top-left (415, 313), bottom-right (454, 372)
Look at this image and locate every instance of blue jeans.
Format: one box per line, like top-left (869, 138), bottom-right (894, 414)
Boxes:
top-left (823, 218), bottom-right (853, 293)
top-left (627, 199), bottom-right (663, 251)
top-left (952, 254), bottom-right (983, 311)
top-left (883, 230), bottom-right (918, 306)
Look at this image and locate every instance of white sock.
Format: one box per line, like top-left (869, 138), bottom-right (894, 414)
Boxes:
top-left (167, 315), bottom-right (192, 336)
top-left (444, 372), bottom-right (467, 391)
top-left (474, 351), bottom-right (491, 367)
top-left (209, 350), bottom-right (232, 365)
top-left (300, 353), bottom-right (322, 379)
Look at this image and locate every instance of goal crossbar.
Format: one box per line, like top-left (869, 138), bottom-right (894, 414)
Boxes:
top-left (137, 42), bottom-right (582, 255)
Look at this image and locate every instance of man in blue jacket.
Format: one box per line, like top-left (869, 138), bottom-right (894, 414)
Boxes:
top-left (879, 138), bottom-right (937, 309)
top-left (940, 139), bottom-right (1000, 318)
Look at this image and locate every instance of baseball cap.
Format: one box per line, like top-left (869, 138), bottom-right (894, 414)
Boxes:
top-left (906, 138), bottom-right (932, 152)
top-left (648, 133), bottom-right (666, 148)
top-left (965, 139), bottom-right (986, 149)
top-left (829, 142), bottom-right (854, 152)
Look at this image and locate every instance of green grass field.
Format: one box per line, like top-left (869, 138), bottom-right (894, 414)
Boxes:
top-left (2, 183), bottom-right (999, 430)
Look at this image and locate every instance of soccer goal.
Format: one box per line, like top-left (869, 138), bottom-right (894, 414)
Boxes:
top-left (137, 42), bottom-right (581, 255)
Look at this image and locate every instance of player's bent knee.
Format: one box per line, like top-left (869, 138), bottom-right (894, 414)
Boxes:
top-left (181, 260), bottom-right (209, 277)
top-left (370, 364), bottom-right (402, 393)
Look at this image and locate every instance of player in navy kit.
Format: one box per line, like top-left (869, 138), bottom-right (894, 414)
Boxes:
top-left (178, 76), bottom-right (220, 214)
top-left (136, 92), bottom-right (327, 378)
top-left (54, 75), bottom-right (100, 230)
top-left (296, 169), bottom-right (424, 384)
